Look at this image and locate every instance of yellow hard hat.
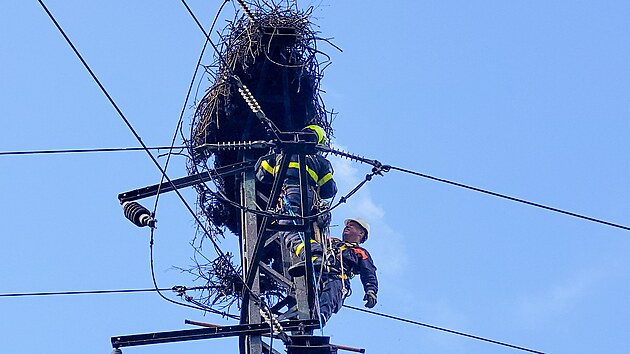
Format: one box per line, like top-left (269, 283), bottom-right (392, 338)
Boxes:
top-left (303, 124), bottom-right (327, 145)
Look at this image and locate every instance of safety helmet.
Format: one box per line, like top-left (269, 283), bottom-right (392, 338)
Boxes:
top-left (344, 217), bottom-right (370, 242)
top-left (303, 124), bottom-right (327, 145)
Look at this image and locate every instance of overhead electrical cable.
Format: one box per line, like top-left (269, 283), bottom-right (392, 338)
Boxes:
top-left (343, 305), bottom-right (545, 354)
top-left (0, 286), bottom-right (238, 320)
top-left (0, 146), bottom-right (186, 156)
top-left (327, 147), bottom-right (630, 232)
top-left (37, 0), bottom-right (265, 314)
top-left (0, 288), bottom-right (171, 297)
top-left (387, 165), bottom-right (630, 232)
top-left (37, 0), bottom-right (223, 271)
top-left (180, 0), bottom-right (230, 70)
top-left (7, 143), bottom-right (626, 233)
top-left (147, 0), bottom-right (228, 312)
top-left (0, 287), bottom-right (542, 353)
top-left (153, 0), bottom-right (230, 213)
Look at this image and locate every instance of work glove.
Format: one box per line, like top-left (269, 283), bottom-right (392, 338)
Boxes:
top-left (363, 290), bottom-right (377, 308)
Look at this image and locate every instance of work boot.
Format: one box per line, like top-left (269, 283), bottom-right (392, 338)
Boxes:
top-left (288, 257), bottom-right (323, 277)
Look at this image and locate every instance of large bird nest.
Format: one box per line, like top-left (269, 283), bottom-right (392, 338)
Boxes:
top-left (188, 3), bottom-right (335, 238)
top-left (183, 3), bottom-right (336, 307)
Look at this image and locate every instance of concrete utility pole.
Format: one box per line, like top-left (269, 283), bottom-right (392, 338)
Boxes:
top-left (239, 166), bottom-right (263, 354)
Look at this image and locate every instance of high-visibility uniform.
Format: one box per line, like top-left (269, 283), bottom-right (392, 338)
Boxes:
top-left (255, 153), bottom-right (337, 203)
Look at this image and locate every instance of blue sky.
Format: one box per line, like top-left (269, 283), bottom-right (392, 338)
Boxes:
top-left (2, 1), bottom-right (630, 353)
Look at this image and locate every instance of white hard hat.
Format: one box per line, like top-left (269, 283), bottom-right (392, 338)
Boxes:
top-left (344, 217), bottom-right (370, 237)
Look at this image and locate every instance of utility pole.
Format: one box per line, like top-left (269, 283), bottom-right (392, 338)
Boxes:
top-left (112, 3), bottom-right (344, 352)
top-left (239, 163), bottom-right (263, 354)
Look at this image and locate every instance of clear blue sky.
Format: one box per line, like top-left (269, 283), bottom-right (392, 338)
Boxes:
top-left (2, 1), bottom-right (630, 353)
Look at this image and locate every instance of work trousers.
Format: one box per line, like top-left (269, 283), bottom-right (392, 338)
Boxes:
top-left (318, 273), bottom-right (347, 325)
top-left (281, 185), bottom-right (315, 250)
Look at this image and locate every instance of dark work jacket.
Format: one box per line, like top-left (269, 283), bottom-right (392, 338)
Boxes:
top-left (255, 153), bottom-right (337, 199)
top-left (329, 238), bottom-right (378, 294)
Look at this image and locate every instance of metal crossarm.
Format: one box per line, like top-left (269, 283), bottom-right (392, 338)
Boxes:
top-left (111, 320), bottom-right (319, 348)
top-left (118, 161), bottom-right (253, 203)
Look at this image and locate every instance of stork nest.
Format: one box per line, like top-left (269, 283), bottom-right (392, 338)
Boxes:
top-left (187, 2), bottom-right (335, 237)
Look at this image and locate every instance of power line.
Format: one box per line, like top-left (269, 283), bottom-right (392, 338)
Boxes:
top-left (36, 1), bottom-right (292, 325)
top-left (0, 146), bottom-right (187, 157)
top-left (36, 0), bottom-right (256, 306)
top-left (343, 304), bottom-right (545, 354)
top-left (0, 288), bottom-right (171, 298)
top-left (0, 287), bottom-right (543, 353)
top-left (148, 0), bottom-right (228, 314)
top-left (0, 287), bottom-right (239, 319)
top-left (180, 0), bottom-right (226, 66)
top-left (387, 165), bottom-right (630, 232)
top-left (9, 143), bottom-right (623, 234)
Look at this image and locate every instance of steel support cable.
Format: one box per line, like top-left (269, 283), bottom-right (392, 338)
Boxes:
top-left (0, 146), bottom-right (187, 156)
top-left (37, 0), bottom-right (265, 315)
top-left (152, 0), bottom-right (231, 210)
top-left (36, 0), bottom-right (191, 220)
top-left (386, 165), bottom-right (630, 232)
top-left (343, 305), bottom-right (545, 354)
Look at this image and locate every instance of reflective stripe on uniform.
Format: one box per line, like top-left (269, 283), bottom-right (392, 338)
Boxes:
top-left (260, 160), bottom-right (275, 174)
top-left (288, 162), bottom-right (319, 184)
top-left (317, 172), bottom-right (333, 187)
top-left (294, 239), bottom-right (317, 256)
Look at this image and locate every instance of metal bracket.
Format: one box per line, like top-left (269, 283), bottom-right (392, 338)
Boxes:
top-left (118, 161), bottom-right (253, 203)
top-left (111, 320), bottom-right (319, 348)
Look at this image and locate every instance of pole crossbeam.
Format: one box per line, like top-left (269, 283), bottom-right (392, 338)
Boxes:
top-left (111, 320), bottom-right (319, 348)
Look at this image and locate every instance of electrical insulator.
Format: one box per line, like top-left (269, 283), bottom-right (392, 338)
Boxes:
top-left (122, 201), bottom-right (156, 228)
top-left (111, 349), bottom-right (123, 354)
top-left (259, 309), bottom-right (283, 334)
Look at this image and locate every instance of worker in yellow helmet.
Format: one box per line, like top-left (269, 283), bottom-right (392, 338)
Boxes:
top-left (255, 124), bottom-right (337, 215)
top-left (303, 124), bottom-right (327, 145)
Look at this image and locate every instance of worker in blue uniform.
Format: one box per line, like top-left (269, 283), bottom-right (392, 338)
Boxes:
top-left (290, 217), bottom-right (378, 326)
top-left (255, 124), bottom-right (337, 212)
top-left (255, 124), bottom-right (337, 245)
